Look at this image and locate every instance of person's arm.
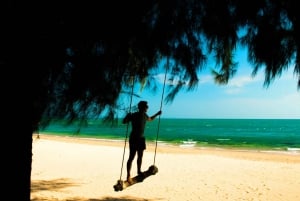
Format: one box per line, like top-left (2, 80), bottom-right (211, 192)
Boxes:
top-left (122, 113), bottom-right (131, 124)
top-left (149, 110), bottom-right (162, 121)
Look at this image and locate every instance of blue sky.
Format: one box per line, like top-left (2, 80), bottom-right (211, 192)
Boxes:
top-left (122, 49), bottom-right (300, 119)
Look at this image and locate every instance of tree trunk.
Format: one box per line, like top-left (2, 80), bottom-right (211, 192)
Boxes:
top-left (17, 130), bottom-right (32, 201)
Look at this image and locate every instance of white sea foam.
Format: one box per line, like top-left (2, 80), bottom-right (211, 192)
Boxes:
top-left (180, 139), bottom-right (197, 148)
top-left (287, 147), bottom-right (300, 153)
top-left (216, 138), bottom-right (231, 141)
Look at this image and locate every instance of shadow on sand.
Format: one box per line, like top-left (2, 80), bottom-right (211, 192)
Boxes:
top-left (31, 178), bottom-right (162, 201)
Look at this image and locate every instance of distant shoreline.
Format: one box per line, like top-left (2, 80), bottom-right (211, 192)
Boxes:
top-left (33, 133), bottom-right (300, 161)
top-left (38, 118), bottom-right (300, 152)
top-left (36, 131), bottom-right (300, 154)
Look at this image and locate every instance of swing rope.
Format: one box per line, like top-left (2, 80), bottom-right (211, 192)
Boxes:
top-left (118, 76), bottom-right (135, 181)
top-left (153, 59), bottom-right (168, 165)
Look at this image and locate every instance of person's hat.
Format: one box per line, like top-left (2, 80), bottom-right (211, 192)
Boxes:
top-left (138, 101), bottom-right (148, 109)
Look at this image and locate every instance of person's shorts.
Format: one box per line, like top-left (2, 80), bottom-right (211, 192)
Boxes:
top-left (129, 137), bottom-right (146, 151)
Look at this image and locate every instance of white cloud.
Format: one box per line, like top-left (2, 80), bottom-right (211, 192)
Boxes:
top-left (221, 74), bottom-right (262, 94)
top-left (198, 75), bottom-right (214, 84)
top-left (227, 74), bottom-right (263, 88)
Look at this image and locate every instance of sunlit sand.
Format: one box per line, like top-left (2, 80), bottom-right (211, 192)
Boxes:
top-left (31, 134), bottom-right (300, 201)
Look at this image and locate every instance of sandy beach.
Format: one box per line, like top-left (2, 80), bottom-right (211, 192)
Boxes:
top-left (31, 134), bottom-right (300, 201)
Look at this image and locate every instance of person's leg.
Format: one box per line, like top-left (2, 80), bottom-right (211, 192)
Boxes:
top-left (137, 150), bottom-right (144, 175)
top-left (127, 149), bottom-right (136, 181)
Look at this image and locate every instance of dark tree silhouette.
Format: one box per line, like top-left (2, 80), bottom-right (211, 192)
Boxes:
top-left (3, 1), bottom-right (299, 200)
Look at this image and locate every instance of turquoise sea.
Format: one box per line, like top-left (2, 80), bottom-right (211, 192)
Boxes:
top-left (40, 118), bottom-right (300, 152)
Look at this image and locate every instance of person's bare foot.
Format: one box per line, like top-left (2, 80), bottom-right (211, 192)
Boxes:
top-left (126, 177), bottom-right (133, 184)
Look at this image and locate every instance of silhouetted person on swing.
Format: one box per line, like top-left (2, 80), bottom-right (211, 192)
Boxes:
top-left (123, 101), bottom-right (162, 184)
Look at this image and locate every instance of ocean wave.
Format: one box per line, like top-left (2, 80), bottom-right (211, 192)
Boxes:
top-left (216, 138), bottom-right (231, 141)
top-left (287, 147), bottom-right (300, 152)
top-left (179, 139), bottom-right (197, 148)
